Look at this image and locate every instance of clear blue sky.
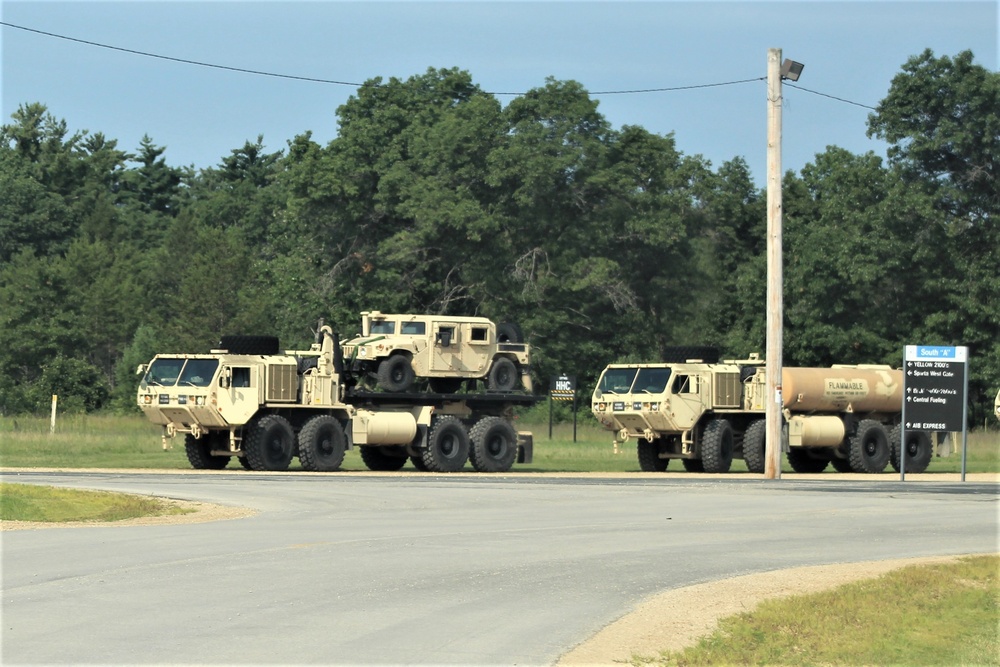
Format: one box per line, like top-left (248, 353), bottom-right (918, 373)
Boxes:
top-left (2, 1), bottom-right (996, 183)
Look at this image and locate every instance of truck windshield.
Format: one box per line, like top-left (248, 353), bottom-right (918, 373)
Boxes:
top-left (632, 368), bottom-right (671, 394)
top-left (369, 321), bottom-right (395, 334)
top-left (597, 368), bottom-right (638, 395)
top-left (144, 358), bottom-right (218, 387)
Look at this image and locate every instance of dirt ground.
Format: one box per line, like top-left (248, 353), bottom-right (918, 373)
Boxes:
top-left (2, 469), bottom-right (997, 665)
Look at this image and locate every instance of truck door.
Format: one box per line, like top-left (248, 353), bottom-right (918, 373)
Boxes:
top-left (216, 365), bottom-right (261, 426)
top-left (668, 371), bottom-right (705, 431)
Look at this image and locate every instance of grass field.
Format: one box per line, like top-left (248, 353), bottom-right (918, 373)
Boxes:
top-left (1, 413), bottom-right (998, 474)
top-left (642, 554), bottom-right (999, 666)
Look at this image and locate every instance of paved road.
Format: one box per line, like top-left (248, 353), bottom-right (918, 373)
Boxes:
top-left (2, 471), bottom-right (997, 665)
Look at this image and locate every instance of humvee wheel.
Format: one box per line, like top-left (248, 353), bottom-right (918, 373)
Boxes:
top-left (637, 439), bottom-right (669, 472)
top-left (787, 448), bottom-right (830, 473)
top-left (742, 419), bottom-right (766, 473)
top-left (422, 416), bottom-right (470, 472)
top-left (487, 357), bottom-right (518, 392)
top-left (497, 322), bottom-right (524, 343)
top-left (469, 416), bottom-right (518, 472)
top-left (700, 419), bottom-right (734, 473)
top-left (244, 414), bottom-right (295, 471)
top-left (888, 426), bottom-right (932, 473)
top-left (377, 355), bottom-right (415, 392)
top-left (428, 377), bottom-right (463, 394)
top-left (360, 445), bottom-right (409, 471)
top-left (184, 433), bottom-right (230, 470)
top-left (298, 415), bottom-right (346, 472)
top-left (848, 420), bottom-right (890, 473)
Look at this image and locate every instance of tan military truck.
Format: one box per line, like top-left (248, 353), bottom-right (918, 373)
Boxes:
top-left (341, 311), bottom-right (532, 393)
top-left (137, 324), bottom-right (537, 473)
top-left (591, 354), bottom-right (926, 474)
top-left (995, 389), bottom-right (1000, 423)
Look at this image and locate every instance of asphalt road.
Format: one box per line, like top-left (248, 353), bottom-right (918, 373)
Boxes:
top-left (2, 471), bottom-right (998, 665)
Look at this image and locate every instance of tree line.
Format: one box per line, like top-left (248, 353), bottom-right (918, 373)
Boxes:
top-left (1, 49), bottom-right (996, 423)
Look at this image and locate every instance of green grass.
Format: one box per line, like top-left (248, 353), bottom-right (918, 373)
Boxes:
top-left (0, 413), bottom-right (997, 473)
top-left (0, 482), bottom-right (192, 522)
top-left (640, 554), bottom-right (1000, 667)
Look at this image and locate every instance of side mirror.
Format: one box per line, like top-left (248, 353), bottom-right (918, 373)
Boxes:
top-left (136, 364), bottom-right (148, 376)
top-left (220, 367), bottom-right (232, 389)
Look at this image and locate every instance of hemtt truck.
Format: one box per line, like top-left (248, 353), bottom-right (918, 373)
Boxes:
top-left (137, 324), bottom-right (536, 473)
top-left (591, 354), bottom-right (930, 474)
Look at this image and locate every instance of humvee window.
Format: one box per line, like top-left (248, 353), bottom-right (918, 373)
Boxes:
top-left (633, 368), bottom-right (671, 393)
top-left (179, 359), bottom-right (219, 387)
top-left (401, 322), bottom-right (425, 335)
top-left (145, 358), bottom-right (184, 386)
top-left (437, 327), bottom-right (455, 346)
top-left (598, 368), bottom-right (638, 394)
top-left (370, 321), bottom-right (395, 334)
top-left (471, 327), bottom-right (488, 342)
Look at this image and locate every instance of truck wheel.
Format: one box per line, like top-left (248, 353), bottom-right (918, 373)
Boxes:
top-left (636, 439), bottom-right (668, 472)
top-left (469, 416), bottom-right (518, 472)
top-left (410, 455), bottom-right (430, 472)
top-left (487, 357), bottom-right (518, 392)
top-left (848, 420), bottom-right (890, 473)
top-left (377, 356), bottom-right (415, 392)
top-left (681, 458), bottom-right (704, 472)
top-left (830, 456), bottom-right (853, 473)
top-left (661, 346), bottom-right (720, 364)
top-left (244, 415), bottom-right (295, 471)
top-left (422, 416), bottom-right (470, 472)
top-left (298, 415), bottom-right (346, 472)
top-left (700, 419), bottom-right (734, 473)
top-left (742, 419), bottom-right (766, 473)
top-left (184, 433), bottom-right (230, 470)
top-left (888, 426), bottom-right (932, 473)
top-left (360, 445), bottom-right (408, 471)
top-left (787, 449), bottom-right (829, 473)
top-left (217, 335), bottom-right (280, 355)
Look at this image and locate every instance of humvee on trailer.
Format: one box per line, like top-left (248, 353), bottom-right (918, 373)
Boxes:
top-left (341, 311), bottom-right (532, 394)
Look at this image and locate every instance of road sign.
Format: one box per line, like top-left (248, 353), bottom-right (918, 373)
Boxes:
top-left (549, 374), bottom-right (576, 401)
top-left (903, 345), bottom-right (968, 432)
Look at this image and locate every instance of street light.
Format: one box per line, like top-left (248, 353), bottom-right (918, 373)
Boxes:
top-left (765, 49), bottom-right (803, 479)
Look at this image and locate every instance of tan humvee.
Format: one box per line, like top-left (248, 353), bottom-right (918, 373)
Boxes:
top-left (341, 311), bottom-right (532, 393)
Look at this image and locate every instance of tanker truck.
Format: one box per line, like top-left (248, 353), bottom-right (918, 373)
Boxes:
top-left (591, 354), bottom-right (925, 474)
top-left (137, 323), bottom-right (537, 473)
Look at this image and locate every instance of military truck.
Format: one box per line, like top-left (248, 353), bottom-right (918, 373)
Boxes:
top-left (995, 389), bottom-right (1000, 423)
top-left (591, 353), bottom-right (926, 474)
top-left (137, 324), bottom-right (537, 473)
top-left (341, 311), bottom-right (532, 393)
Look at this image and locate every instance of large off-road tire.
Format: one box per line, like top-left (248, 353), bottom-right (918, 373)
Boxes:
top-left (428, 377), bottom-right (464, 394)
top-left (888, 426), bottom-right (932, 473)
top-left (243, 414), bottom-right (295, 471)
top-left (217, 335), bottom-right (280, 355)
top-left (660, 346), bottom-right (720, 364)
top-left (637, 439), bottom-right (669, 472)
top-left (849, 420), bottom-right (890, 473)
top-left (787, 448), bottom-right (829, 473)
top-left (359, 445), bottom-right (409, 471)
top-left (497, 322), bottom-right (524, 344)
top-left (184, 433), bottom-right (230, 470)
top-left (421, 416), bottom-right (470, 472)
top-left (377, 355), bottom-right (415, 392)
top-left (830, 455), bottom-right (853, 473)
top-left (297, 415), bottom-right (346, 472)
top-left (410, 455), bottom-right (430, 472)
top-left (469, 416), bottom-right (518, 472)
top-left (742, 419), bottom-right (766, 474)
top-left (681, 458), bottom-right (704, 472)
top-left (700, 419), bottom-right (734, 473)
top-left (486, 357), bottom-right (518, 392)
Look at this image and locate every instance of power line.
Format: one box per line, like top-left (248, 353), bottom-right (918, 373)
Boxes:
top-left (2, 20), bottom-right (875, 109)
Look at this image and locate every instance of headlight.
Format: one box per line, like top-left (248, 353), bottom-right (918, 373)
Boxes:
top-left (195, 396), bottom-right (206, 406)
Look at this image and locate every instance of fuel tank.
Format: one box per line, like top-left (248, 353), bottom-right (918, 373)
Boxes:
top-left (352, 410), bottom-right (418, 445)
top-left (782, 366), bottom-right (902, 413)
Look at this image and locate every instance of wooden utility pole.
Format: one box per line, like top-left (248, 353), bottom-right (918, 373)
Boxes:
top-left (765, 48), bottom-right (783, 479)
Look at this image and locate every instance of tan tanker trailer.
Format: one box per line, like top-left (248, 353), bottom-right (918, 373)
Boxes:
top-left (591, 355), bottom-right (925, 474)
